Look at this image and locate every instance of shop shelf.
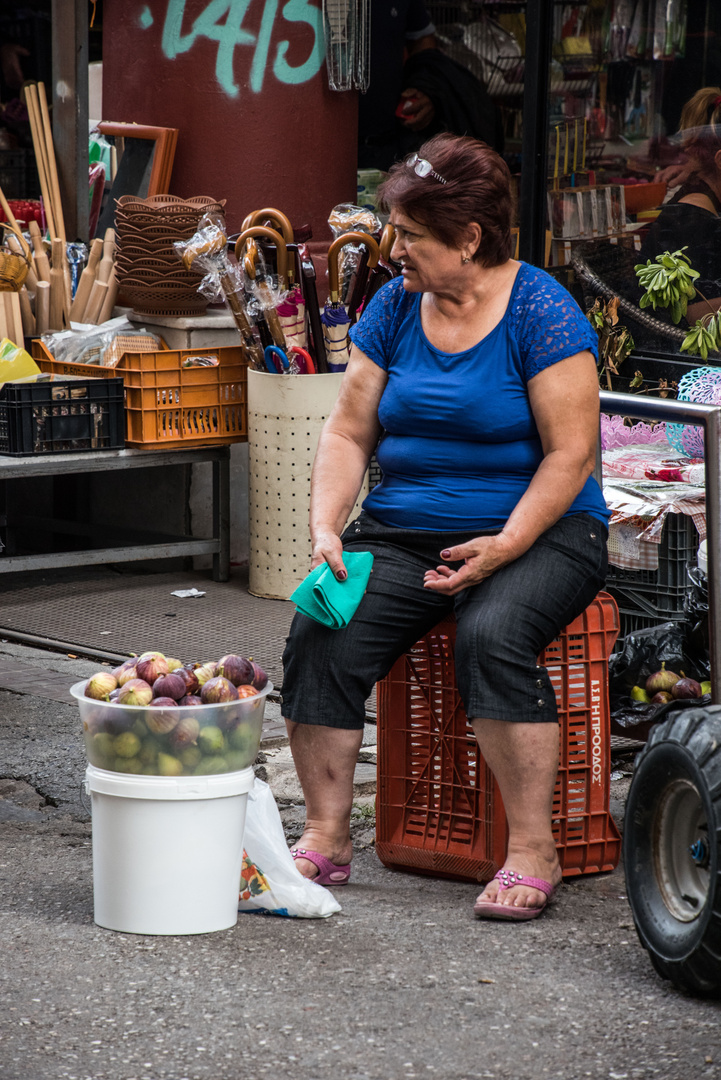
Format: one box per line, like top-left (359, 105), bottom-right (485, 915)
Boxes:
top-left (0, 377), bottom-right (125, 456)
top-left (376, 593), bottom-right (621, 882)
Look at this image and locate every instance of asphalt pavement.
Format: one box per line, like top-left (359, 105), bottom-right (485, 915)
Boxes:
top-left (1, 639), bottom-right (720, 1080)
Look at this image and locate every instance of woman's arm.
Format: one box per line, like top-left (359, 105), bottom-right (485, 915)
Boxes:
top-left (424, 350), bottom-right (600, 595)
top-left (309, 345), bottom-right (387, 577)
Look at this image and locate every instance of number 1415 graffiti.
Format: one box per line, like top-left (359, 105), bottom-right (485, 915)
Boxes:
top-left (161, 0), bottom-right (325, 98)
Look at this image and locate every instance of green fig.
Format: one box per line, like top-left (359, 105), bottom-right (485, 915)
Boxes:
top-left (114, 732), bottom-right (141, 759)
top-left (194, 755), bottom-right (229, 775)
top-left (701, 681), bottom-right (712, 696)
top-left (630, 685), bottom-right (651, 703)
top-left (198, 725), bottom-right (225, 756)
top-left (157, 752), bottom-right (183, 777)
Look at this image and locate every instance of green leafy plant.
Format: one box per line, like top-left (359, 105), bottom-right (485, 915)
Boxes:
top-left (634, 247), bottom-right (721, 360)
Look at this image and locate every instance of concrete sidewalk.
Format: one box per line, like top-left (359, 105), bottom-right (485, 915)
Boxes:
top-left (1, 639), bottom-right (719, 1080)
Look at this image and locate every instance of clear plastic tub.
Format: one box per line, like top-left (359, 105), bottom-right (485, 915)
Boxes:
top-left (71, 679), bottom-right (272, 778)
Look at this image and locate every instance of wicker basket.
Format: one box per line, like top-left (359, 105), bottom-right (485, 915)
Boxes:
top-left (0, 224), bottom-right (31, 292)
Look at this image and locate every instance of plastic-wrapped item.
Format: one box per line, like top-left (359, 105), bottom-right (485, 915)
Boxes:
top-left (66, 242), bottom-right (88, 297)
top-left (181, 354), bottom-right (219, 368)
top-left (175, 215), bottom-right (266, 370)
top-left (328, 203), bottom-right (382, 303)
top-left (0, 337), bottom-right (41, 387)
top-left (40, 316), bottom-right (162, 368)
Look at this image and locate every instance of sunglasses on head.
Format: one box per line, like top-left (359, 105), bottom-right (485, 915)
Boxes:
top-left (405, 153), bottom-right (447, 185)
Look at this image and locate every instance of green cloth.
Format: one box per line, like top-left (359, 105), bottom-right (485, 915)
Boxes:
top-left (290, 552), bottom-right (374, 629)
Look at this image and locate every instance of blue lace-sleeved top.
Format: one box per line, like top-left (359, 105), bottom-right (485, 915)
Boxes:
top-left (348, 263), bottom-right (608, 531)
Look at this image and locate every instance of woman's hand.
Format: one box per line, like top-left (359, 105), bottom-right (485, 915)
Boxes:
top-left (310, 528), bottom-right (348, 581)
top-left (423, 534), bottom-right (517, 596)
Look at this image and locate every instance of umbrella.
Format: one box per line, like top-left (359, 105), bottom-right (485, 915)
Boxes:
top-left (240, 208), bottom-right (309, 349)
top-left (362, 222), bottom-right (398, 310)
top-left (176, 215), bottom-right (265, 369)
top-left (234, 225), bottom-right (289, 351)
top-left (322, 231), bottom-right (380, 371)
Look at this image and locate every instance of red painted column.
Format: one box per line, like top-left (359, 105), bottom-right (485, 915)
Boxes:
top-left (102, 1), bottom-right (358, 244)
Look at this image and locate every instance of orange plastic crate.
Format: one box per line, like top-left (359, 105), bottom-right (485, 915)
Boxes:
top-left (376, 592), bottom-right (621, 882)
top-left (116, 347), bottom-right (248, 449)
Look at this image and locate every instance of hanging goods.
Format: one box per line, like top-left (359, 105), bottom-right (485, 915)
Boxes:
top-left (666, 368), bottom-right (721, 459)
top-left (323, 0), bottom-right (371, 92)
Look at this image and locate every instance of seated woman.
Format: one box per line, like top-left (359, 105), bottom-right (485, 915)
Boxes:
top-left (639, 87), bottom-right (721, 323)
top-left (280, 134), bottom-right (608, 922)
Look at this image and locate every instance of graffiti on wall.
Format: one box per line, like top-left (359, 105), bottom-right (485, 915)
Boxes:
top-left (139, 1), bottom-right (325, 97)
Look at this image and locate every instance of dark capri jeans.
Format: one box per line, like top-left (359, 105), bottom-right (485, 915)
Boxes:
top-left (281, 511), bottom-right (608, 730)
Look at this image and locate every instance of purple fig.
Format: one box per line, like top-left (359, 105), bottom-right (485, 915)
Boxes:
top-left (250, 660), bottom-right (268, 691)
top-left (672, 676), bottom-right (702, 700)
top-left (651, 691), bottom-right (673, 704)
top-left (646, 663), bottom-right (680, 696)
top-left (179, 694), bottom-right (203, 707)
top-left (200, 676), bottom-right (239, 704)
top-left (85, 672), bottom-right (118, 700)
top-left (139, 650), bottom-right (166, 661)
top-left (145, 703), bottom-right (180, 735)
top-left (169, 715), bottom-right (200, 750)
top-left (178, 667), bottom-right (200, 695)
top-left (217, 654), bottom-right (254, 687)
top-left (152, 672), bottom-right (187, 701)
top-left (109, 687), bottom-right (123, 702)
top-left (116, 679), bottom-right (154, 707)
top-left (137, 656), bottom-right (169, 684)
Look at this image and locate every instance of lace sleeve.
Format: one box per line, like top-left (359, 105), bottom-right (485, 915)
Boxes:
top-left (348, 277), bottom-right (409, 370)
top-left (510, 266), bottom-right (599, 381)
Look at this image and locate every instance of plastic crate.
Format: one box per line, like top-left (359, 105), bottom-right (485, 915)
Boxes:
top-left (376, 593), bottom-right (621, 882)
top-left (606, 512), bottom-right (698, 598)
top-left (32, 337), bottom-right (167, 381)
top-left (116, 347), bottom-right (248, 449)
top-left (0, 377), bottom-right (125, 455)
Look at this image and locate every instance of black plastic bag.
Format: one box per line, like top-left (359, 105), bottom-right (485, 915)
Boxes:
top-left (608, 620), bottom-right (709, 730)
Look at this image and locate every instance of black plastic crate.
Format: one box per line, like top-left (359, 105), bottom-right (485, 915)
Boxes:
top-left (606, 513), bottom-right (699, 600)
top-left (0, 378), bottom-right (125, 455)
top-left (611, 604), bottom-right (688, 640)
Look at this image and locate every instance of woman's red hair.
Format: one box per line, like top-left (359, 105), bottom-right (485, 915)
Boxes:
top-left (377, 134), bottom-right (513, 267)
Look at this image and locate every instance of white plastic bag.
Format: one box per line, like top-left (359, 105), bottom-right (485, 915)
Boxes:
top-left (238, 779), bottom-right (342, 918)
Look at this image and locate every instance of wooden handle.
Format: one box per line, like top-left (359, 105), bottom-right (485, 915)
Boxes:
top-left (35, 279), bottom-right (50, 333)
top-left (29, 221), bottom-right (50, 282)
top-left (83, 278), bottom-right (108, 325)
top-left (69, 236), bottom-right (103, 323)
top-left (97, 269), bottom-right (119, 324)
top-left (97, 227), bottom-right (116, 284)
top-left (25, 84), bottom-right (56, 239)
top-left (49, 267), bottom-right (64, 331)
top-left (37, 82), bottom-right (65, 242)
top-left (3, 292), bottom-right (23, 345)
top-left (19, 286), bottom-right (35, 336)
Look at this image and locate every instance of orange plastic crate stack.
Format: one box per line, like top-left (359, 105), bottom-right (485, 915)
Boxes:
top-left (116, 346), bottom-right (248, 449)
top-left (376, 592), bottom-right (621, 882)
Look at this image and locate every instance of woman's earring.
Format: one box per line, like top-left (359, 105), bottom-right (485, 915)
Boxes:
top-left (462, 255), bottom-right (471, 264)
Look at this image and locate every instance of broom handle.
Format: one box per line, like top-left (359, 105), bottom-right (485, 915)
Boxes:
top-left (37, 82), bottom-right (65, 242)
top-left (25, 84), bottom-right (56, 239)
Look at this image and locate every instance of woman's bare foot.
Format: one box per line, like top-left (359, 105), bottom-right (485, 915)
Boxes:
top-left (291, 826), bottom-right (352, 880)
top-left (475, 843), bottom-right (561, 910)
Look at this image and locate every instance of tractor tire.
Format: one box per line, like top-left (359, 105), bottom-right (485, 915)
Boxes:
top-left (623, 705), bottom-right (721, 997)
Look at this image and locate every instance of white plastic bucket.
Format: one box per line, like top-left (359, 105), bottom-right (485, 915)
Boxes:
top-left (85, 764), bottom-right (254, 935)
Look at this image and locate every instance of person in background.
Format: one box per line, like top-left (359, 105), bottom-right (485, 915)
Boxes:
top-left (281, 134), bottom-right (607, 922)
top-left (640, 87), bottom-right (721, 324)
top-left (359, 0), bottom-right (502, 172)
top-left (358, 0), bottom-right (437, 172)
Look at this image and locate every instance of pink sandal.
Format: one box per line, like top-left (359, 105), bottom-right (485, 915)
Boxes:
top-left (291, 847), bottom-right (351, 887)
top-left (473, 868), bottom-right (557, 922)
